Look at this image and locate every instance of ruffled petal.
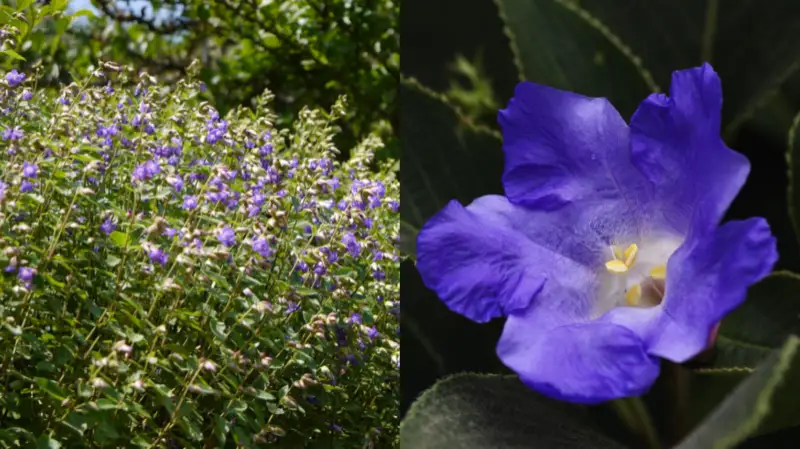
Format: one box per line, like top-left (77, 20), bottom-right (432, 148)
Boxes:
top-left (416, 195), bottom-right (598, 323)
top-left (498, 305), bottom-right (660, 403)
top-left (645, 216), bottom-right (777, 362)
top-left (630, 63), bottom-right (750, 235)
top-left (498, 82), bottom-right (651, 214)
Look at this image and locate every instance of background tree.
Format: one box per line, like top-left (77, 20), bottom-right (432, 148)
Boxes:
top-left (3, 0), bottom-right (399, 160)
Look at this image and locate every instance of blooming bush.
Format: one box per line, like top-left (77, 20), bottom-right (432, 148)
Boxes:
top-left (0, 61), bottom-right (399, 448)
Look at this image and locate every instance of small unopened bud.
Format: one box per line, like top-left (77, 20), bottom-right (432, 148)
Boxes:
top-left (326, 312), bottom-right (338, 325)
top-left (130, 379), bottom-right (145, 392)
top-left (281, 395), bottom-right (298, 409)
top-left (201, 360), bottom-right (217, 372)
top-left (91, 378), bottom-right (109, 389)
top-left (113, 340), bottom-right (132, 353)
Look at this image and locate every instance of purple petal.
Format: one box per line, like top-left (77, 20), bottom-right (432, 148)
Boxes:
top-left (417, 195), bottom-right (603, 323)
top-left (498, 309), bottom-right (660, 403)
top-left (652, 216), bottom-right (776, 362)
top-left (498, 82), bottom-right (651, 213)
top-left (630, 63), bottom-right (750, 235)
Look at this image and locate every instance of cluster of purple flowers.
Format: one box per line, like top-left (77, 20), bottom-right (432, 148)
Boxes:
top-left (0, 66), bottom-right (399, 444)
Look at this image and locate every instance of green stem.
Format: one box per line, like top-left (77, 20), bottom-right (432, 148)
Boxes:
top-left (610, 396), bottom-right (660, 449)
top-left (664, 361), bottom-right (691, 446)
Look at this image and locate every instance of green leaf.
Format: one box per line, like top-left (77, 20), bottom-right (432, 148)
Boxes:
top-left (69, 8), bottom-right (94, 20)
top-left (35, 377), bottom-right (68, 400)
top-left (400, 77), bottom-right (504, 247)
top-left (401, 373), bottom-right (625, 448)
top-left (399, 77), bottom-right (510, 402)
top-left (713, 272), bottom-right (800, 368)
top-left (400, 220), bottom-right (418, 259)
top-left (532, 0), bottom-right (800, 137)
top-left (677, 336), bottom-right (800, 448)
top-left (105, 255), bottom-right (121, 268)
top-left (109, 231), bottom-right (128, 248)
top-left (495, 0), bottom-right (656, 117)
top-left (36, 435), bottom-right (60, 449)
top-left (1, 49), bottom-right (25, 61)
top-left (788, 110), bottom-right (800, 245)
top-left (262, 32), bottom-right (281, 48)
top-left (15, 0), bottom-right (34, 11)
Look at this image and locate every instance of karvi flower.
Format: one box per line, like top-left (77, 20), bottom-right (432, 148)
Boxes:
top-left (416, 64), bottom-right (778, 403)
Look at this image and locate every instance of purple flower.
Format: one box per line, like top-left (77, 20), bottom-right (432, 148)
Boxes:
top-left (2, 126), bottom-right (23, 141)
top-left (217, 226), bottom-right (235, 247)
top-left (20, 180), bottom-right (34, 193)
top-left (100, 218), bottom-right (116, 235)
top-left (148, 247), bottom-right (168, 266)
top-left (342, 232), bottom-right (360, 257)
top-left (182, 195), bottom-right (199, 210)
top-left (5, 70), bottom-right (25, 87)
top-left (368, 326), bottom-right (379, 339)
top-left (170, 176), bottom-right (184, 192)
top-left (21, 90), bottom-right (32, 101)
top-left (286, 301), bottom-right (300, 314)
top-left (415, 64), bottom-right (778, 404)
top-left (22, 162), bottom-right (38, 178)
top-left (252, 237), bottom-right (273, 258)
top-left (348, 313), bottom-right (362, 325)
top-left (132, 160), bottom-right (160, 183)
top-left (18, 267), bottom-right (35, 284)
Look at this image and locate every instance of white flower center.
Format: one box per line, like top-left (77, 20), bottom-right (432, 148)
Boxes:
top-left (593, 233), bottom-right (684, 317)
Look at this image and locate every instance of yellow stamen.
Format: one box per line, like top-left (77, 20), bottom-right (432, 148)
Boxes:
top-left (625, 284), bottom-right (642, 306)
top-left (650, 265), bottom-right (666, 280)
top-left (623, 244), bottom-right (638, 267)
top-left (605, 259), bottom-right (628, 274)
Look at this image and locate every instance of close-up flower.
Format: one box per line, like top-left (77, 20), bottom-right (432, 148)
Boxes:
top-left (416, 64), bottom-right (778, 403)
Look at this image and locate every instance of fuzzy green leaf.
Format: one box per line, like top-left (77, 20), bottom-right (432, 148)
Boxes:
top-left (401, 373), bottom-right (625, 449)
top-left (677, 336), bottom-right (800, 448)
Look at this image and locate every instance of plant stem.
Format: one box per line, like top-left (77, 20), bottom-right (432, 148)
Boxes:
top-left (610, 395), bottom-right (660, 449)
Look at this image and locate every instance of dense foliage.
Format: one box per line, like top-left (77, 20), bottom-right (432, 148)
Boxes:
top-left (2, 0), bottom-right (399, 160)
top-left (0, 55), bottom-right (399, 447)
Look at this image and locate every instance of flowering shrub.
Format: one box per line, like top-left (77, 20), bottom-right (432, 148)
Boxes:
top-left (0, 61), bottom-right (399, 448)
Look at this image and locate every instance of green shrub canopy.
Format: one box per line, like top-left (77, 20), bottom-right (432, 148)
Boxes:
top-left (0, 62), bottom-right (399, 448)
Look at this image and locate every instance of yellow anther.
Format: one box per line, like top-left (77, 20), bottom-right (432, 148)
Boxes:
top-left (623, 244), bottom-right (638, 267)
top-left (650, 265), bottom-right (666, 280)
top-left (605, 259), bottom-right (628, 274)
top-left (625, 284), bottom-right (642, 306)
